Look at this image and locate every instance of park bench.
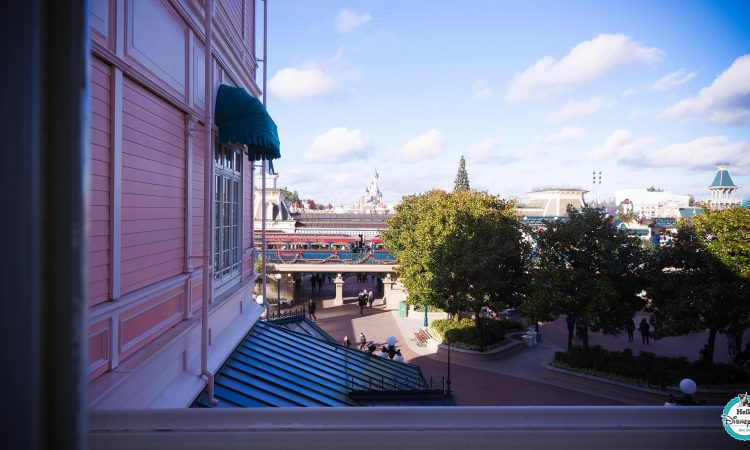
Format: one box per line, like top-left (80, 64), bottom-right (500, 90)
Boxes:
top-left (414, 328), bottom-right (431, 347)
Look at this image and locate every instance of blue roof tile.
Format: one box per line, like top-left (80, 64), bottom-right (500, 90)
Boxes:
top-left (709, 169), bottom-right (737, 188)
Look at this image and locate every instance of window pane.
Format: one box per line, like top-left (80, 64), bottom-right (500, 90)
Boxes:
top-left (224, 147), bottom-right (232, 170)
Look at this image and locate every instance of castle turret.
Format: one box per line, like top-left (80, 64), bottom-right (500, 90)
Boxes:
top-left (708, 164), bottom-right (739, 209)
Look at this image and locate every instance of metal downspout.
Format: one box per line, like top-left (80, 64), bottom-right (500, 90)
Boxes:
top-left (201, 0), bottom-right (218, 405)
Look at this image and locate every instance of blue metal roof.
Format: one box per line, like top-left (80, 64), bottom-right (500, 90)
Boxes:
top-left (742, 199), bottom-right (750, 208)
top-left (679, 207), bottom-right (704, 218)
top-left (193, 320), bottom-right (446, 408)
top-left (709, 169), bottom-right (737, 188)
top-left (270, 316), bottom-right (336, 342)
top-left (650, 217), bottom-right (676, 229)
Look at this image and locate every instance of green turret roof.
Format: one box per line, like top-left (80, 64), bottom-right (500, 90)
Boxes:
top-left (709, 168), bottom-right (737, 188)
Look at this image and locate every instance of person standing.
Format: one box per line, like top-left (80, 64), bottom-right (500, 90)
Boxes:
top-left (308, 299), bottom-right (317, 321)
top-left (368, 289), bottom-right (374, 308)
top-left (343, 336), bottom-right (351, 347)
top-left (625, 319), bottom-right (635, 342)
top-left (358, 292), bottom-right (366, 315)
top-left (639, 318), bottom-right (651, 345)
top-left (359, 332), bottom-right (367, 350)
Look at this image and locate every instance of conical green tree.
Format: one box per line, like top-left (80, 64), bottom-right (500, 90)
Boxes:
top-left (454, 154), bottom-right (470, 191)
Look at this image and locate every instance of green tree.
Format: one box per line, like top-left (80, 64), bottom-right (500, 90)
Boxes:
top-left (646, 186), bottom-right (664, 192)
top-left (524, 206), bottom-right (646, 350)
top-left (453, 154), bottom-right (470, 191)
top-left (281, 187), bottom-right (300, 204)
top-left (694, 206), bottom-right (750, 279)
top-left (646, 208), bottom-right (749, 363)
top-left (382, 189), bottom-right (528, 325)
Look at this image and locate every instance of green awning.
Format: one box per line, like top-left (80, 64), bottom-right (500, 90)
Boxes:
top-left (215, 84), bottom-right (280, 161)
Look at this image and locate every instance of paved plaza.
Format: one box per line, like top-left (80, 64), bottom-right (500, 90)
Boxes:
top-left (281, 274), bottom-right (741, 406)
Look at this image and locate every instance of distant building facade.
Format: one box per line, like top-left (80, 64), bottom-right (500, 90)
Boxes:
top-left (614, 190), bottom-right (690, 219)
top-left (254, 170), bottom-right (393, 236)
top-left (517, 187), bottom-right (588, 218)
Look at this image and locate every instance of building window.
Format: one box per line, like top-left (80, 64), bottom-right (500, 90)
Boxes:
top-left (214, 142), bottom-right (242, 292)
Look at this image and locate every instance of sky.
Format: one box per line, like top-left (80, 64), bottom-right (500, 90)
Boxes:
top-left (261, 0), bottom-right (750, 206)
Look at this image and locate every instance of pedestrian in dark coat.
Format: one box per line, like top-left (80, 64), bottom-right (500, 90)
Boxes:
top-left (359, 332), bottom-right (367, 350)
top-left (639, 318), bottom-right (651, 345)
top-left (625, 319), bottom-right (635, 342)
top-left (343, 336), bottom-right (351, 347)
top-left (358, 293), bottom-right (366, 315)
top-left (308, 299), bottom-right (317, 321)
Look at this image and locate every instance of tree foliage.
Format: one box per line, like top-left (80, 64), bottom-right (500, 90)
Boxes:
top-left (453, 154), bottom-right (470, 191)
top-left (646, 208), bottom-right (750, 363)
top-left (521, 206), bottom-right (645, 350)
top-left (382, 189), bottom-right (528, 320)
top-left (693, 206), bottom-right (750, 279)
top-left (281, 187), bottom-right (300, 204)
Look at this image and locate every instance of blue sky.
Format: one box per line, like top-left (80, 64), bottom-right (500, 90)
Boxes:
top-left (262, 0), bottom-right (750, 206)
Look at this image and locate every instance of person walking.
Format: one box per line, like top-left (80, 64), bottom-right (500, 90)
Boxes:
top-left (358, 293), bottom-right (366, 315)
top-left (308, 299), bottom-right (317, 321)
top-left (367, 289), bottom-right (374, 308)
top-left (639, 318), bottom-right (651, 345)
top-left (343, 336), bottom-right (351, 347)
top-left (359, 332), bottom-right (367, 351)
top-left (625, 319), bottom-right (635, 342)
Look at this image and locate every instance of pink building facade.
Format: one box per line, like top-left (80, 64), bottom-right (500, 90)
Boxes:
top-left (86, 0), bottom-right (266, 408)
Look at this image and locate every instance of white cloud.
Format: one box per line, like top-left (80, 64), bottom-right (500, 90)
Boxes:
top-left (590, 129), bottom-right (653, 160)
top-left (304, 127), bottom-right (371, 162)
top-left (394, 129), bottom-right (446, 162)
top-left (550, 96), bottom-right (614, 122)
top-left (591, 131), bottom-right (750, 171)
top-left (633, 136), bottom-right (750, 170)
top-left (335, 9), bottom-right (371, 33)
top-left (506, 33), bottom-right (664, 101)
top-left (662, 54), bottom-right (750, 125)
top-left (269, 67), bottom-right (337, 101)
top-left (472, 79), bottom-right (494, 99)
top-left (622, 88), bottom-right (638, 98)
top-left (465, 138), bottom-right (516, 164)
top-left (649, 68), bottom-right (696, 91)
top-left (534, 126), bottom-right (586, 146)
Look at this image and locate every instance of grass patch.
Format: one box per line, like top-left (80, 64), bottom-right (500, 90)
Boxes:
top-left (553, 346), bottom-right (748, 389)
top-left (429, 318), bottom-right (525, 352)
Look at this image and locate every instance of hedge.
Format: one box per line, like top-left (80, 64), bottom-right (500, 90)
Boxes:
top-left (553, 346), bottom-right (748, 388)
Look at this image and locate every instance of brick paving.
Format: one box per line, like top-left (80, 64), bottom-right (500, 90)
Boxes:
top-left (312, 302), bottom-right (626, 406)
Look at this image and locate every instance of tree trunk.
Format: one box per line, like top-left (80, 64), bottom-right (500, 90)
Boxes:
top-left (703, 328), bottom-right (718, 363)
top-left (581, 326), bottom-right (589, 351)
top-left (566, 316), bottom-right (575, 350)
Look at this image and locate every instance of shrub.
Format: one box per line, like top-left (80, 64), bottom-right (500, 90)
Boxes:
top-left (429, 318), bottom-right (512, 351)
top-left (553, 347), bottom-right (748, 388)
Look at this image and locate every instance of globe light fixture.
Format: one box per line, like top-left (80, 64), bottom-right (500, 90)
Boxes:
top-left (679, 379), bottom-right (697, 395)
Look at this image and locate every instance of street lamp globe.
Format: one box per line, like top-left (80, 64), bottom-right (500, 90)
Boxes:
top-left (679, 379), bottom-right (697, 395)
top-left (255, 295), bottom-right (264, 305)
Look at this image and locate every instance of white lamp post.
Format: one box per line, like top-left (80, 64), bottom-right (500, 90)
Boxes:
top-left (274, 273), bottom-right (282, 316)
